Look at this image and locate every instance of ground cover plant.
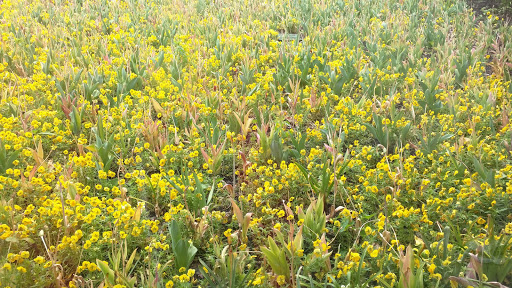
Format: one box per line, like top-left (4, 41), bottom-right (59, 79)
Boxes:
top-left (0, 0), bottom-right (511, 286)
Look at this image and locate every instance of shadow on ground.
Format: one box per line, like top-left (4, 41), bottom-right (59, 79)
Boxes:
top-left (467, 0), bottom-right (512, 21)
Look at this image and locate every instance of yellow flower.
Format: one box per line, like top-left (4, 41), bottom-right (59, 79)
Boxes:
top-left (87, 262), bottom-right (98, 272)
top-left (20, 251), bottom-right (29, 258)
top-left (349, 252), bottom-right (360, 262)
top-left (428, 263), bottom-right (436, 274)
top-left (276, 275), bottom-right (286, 285)
top-left (165, 280), bottom-right (174, 288)
top-left (252, 276), bottom-right (263, 285)
top-left (179, 274), bottom-right (190, 282)
top-left (505, 222), bottom-right (512, 234)
top-left (34, 256), bottom-right (45, 264)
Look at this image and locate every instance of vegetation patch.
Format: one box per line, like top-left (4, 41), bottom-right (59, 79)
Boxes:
top-left (0, 0), bottom-right (511, 287)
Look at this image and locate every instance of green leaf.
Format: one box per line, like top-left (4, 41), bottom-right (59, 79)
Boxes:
top-left (125, 248), bottom-right (138, 272)
top-left (207, 178), bottom-right (216, 206)
top-left (169, 220), bottom-right (182, 249)
top-left (270, 132), bottom-right (283, 163)
top-left (261, 237), bottom-right (290, 279)
top-left (5, 236), bottom-right (19, 243)
top-left (169, 220), bottom-right (197, 269)
top-left (97, 115), bottom-right (105, 140)
top-left (96, 260), bottom-right (115, 285)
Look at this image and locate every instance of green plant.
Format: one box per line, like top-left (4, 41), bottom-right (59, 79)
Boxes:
top-left (296, 161), bottom-right (334, 200)
top-left (107, 66), bottom-right (144, 108)
top-left (55, 69), bottom-right (83, 107)
top-left (417, 73), bottom-right (443, 114)
top-left (168, 172), bottom-right (215, 216)
top-left (383, 245), bottom-right (427, 288)
top-left (419, 133), bottom-right (453, 155)
top-left (297, 196), bottom-right (326, 239)
top-left (229, 198), bottom-right (252, 244)
top-left (199, 244), bottom-right (254, 287)
top-left (472, 157), bottom-right (496, 188)
top-left (398, 246), bottom-right (425, 288)
top-left (261, 226), bottom-right (303, 284)
top-left (69, 104), bottom-right (85, 136)
top-left (0, 140), bottom-right (19, 174)
top-left (88, 115), bottom-right (116, 172)
top-left (396, 122), bottom-right (412, 148)
top-left (141, 117), bottom-right (168, 163)
top-left (96, 240), bottom-right (138, 288)
top-left (231, 109), bottom-right (253, 141)
top-left (454, 52), bottom-right (472, 88)
top-left (286, 131), bottom-right (307, 160)
top-left (449, 238), bottom-right (512, 287)
top-left (169, 220), bottom-right (198, 270)
top-left (364, 112), bottom-right (390, 151)
top-left (319, 56), bottom-right (357, 96)
top-left (256, 122), bottom-right (284, 163)
top-left (197, 117), bottom-right (227, 174)
top-left (83, 70), bottom-right (104, 103)
top-left (481, 234), bottom-right (512, 284)
top-left (450, 218), bottom-right (512, 287)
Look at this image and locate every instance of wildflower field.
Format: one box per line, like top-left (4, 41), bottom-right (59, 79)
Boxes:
top-left (1, 0), bottom-right (512, 286)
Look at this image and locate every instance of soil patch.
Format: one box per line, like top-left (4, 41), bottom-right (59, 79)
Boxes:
top-left (466, 0), bottom-right (512, 21)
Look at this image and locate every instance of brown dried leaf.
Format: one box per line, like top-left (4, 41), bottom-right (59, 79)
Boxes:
top-left (400, 245), bottom-right (413, 288)
top-left (224, 184), bottom-right (234, 198)
top-left (229, 198), bottom-right (243, 227)
top-left (283, 201), bottom-right (294, 218)
top-left (151, 98), bottom-right (164, 115)
top-left (448, 276), bottom-right (473, 287)
top-left (467, 253), bottom-right (482, 280)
